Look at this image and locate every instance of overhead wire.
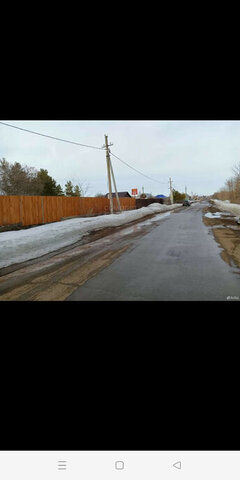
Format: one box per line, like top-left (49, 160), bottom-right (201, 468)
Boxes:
top-left (110, 151), bottom-right (169, 185)
top-left (0, 121), bottom-right (104, 150)
top-left (0, 121), bottom-right (169, 186)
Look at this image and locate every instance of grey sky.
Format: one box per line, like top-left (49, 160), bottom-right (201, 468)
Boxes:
top-left (1, 120), bottom-right (239, 197)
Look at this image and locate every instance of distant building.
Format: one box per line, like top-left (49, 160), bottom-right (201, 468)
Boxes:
top-left (105, 191), bottom-right (132, 198)
top-left (155, 194), bottom-right (168, 199)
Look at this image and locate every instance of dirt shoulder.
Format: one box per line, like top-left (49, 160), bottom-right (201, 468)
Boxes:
top-left (202, 203), bottom-right (240, 269)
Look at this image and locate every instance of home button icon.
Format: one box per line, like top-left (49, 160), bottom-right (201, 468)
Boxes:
top-left (115, 461), bottom-right (124, 470)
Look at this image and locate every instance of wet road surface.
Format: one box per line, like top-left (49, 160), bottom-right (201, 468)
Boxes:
top-left (66, 202), bottom-right (240, 301)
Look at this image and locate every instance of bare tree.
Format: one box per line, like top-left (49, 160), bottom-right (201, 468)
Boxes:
top-left (215, 161), bottom-right (240, 203)
top-left (232, 162), bottom-right (240, 202)
top-left (232, 162), bottom-right (240, 178)
top-left (64, 177), bottom-right (90, 197)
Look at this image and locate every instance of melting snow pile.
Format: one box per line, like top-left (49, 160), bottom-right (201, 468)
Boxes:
top-left (0, 203), bottom-right (181, 268)
top-left (211, 199), bottom-right (240, 217)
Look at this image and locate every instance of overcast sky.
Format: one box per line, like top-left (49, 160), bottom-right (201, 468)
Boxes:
top-left (1, 120), bottom-right (240, 197)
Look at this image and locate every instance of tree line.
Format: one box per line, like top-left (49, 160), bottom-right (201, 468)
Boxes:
top-left (212, 162), bottom-right (240, 203)
top-left (0, 158), bottom-right (87, 197)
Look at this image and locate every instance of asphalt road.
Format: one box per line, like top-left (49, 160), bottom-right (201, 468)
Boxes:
top-left (66, 202), bottom-right (240, 301)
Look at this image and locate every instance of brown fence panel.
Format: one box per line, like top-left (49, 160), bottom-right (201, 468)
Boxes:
top-left (69, 197), bottom-right (81, 217)
top-left (119, 197), bottom-right (136, 211)
top-left (61, 196), bottom-right (74, 218)
top-left (0, 196), bottom-right (22, 226)
top-left (60, 196), bottom-right (69, 218)
top-left (79, 197), bottom-right (91, 216)
top-left (61, 197), bottom-right (86, 218)
top-left (10, 196), bottom-right (21, 224)
top-left (95, 197), bottom-right (110, 214)
top-left (78, 197), bottom-right (109, 216)
top-left (99, 197), bottom-right (111, 214)
top-left (42, 196), bottom-right (63, 224)
top-left (20, 196), bottom-right (43, 226)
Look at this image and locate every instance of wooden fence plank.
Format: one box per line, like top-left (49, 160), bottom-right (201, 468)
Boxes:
top-left (0, 196), bottom-right (22, 226)
top-left (21, 196), bottom-right (42, 226)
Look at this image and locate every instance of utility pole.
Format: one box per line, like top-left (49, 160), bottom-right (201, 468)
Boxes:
top-left (109, 157), bottom-right (121, 212)
top-left (169, 177), bottom-right (173, 204)
top-left (104, 134), bottom-right (114, 214)
top-left (103, 134), bottom-right (121, 214)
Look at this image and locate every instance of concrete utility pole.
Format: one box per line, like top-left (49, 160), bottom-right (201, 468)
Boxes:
top-left (169, 177), bottom-right (173, 204)
top-left (104, 134), bottom-right (114, 214)
top-left (109, 157), bottom-right (121, 212)
top-left (104, 135), bottom-right (121, 214)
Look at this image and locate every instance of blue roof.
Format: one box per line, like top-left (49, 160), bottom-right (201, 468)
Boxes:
top-left (155, 194), bottom-right (167, 198)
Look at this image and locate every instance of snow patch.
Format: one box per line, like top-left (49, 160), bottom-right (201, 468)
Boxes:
top-left (0, 203), bottom-right (181, 268)
top-left (205, 212), bottom-right (222, 218)
top-left (211, 199), bottom-right (240, 217)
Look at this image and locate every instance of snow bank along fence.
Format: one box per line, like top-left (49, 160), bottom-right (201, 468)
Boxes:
top-left (0, 195), bottom-right (136, 227)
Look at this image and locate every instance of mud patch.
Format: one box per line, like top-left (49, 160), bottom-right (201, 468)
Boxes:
top-left (203, 205), bottom-right (240, 269)
top-left (0, 246), bottom-right (129, 301)
top-left (212, 227), bottom-right (240, 268)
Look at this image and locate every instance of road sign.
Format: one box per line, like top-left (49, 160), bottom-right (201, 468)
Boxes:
top-left (131, 188), bottom-right (138, 195)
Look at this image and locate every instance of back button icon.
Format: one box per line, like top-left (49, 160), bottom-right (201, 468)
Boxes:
top-left (173, 461), bottom-right (181, 470)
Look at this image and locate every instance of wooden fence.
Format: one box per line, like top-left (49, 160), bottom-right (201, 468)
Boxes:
top-left (0, 196), bottom-right (136, 227)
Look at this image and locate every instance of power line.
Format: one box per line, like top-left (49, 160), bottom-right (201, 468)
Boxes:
top-left (110, 151), bottom-right (168, 185)
top-left (0, 121), bottom-right (104, 150)
top-left (0, 121), bottom-right (169, 186)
